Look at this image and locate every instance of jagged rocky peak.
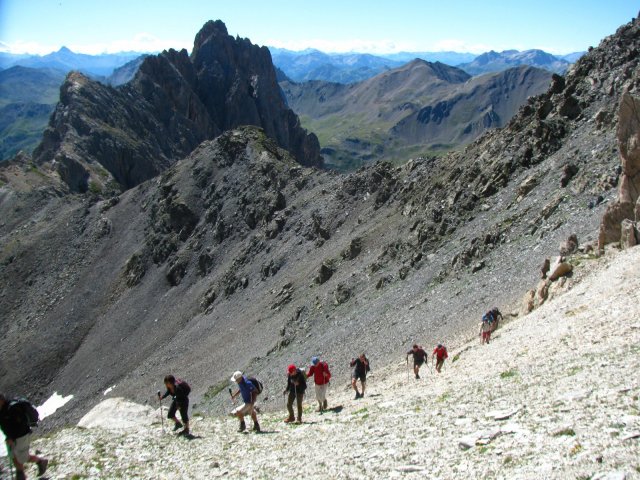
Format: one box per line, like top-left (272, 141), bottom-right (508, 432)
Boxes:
top-left (33, 19), bottom-right (322, 193)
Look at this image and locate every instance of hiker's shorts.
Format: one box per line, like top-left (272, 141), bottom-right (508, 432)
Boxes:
top-left (232, 403), bottom-right (253, 416)
top-left (352, 372), bottom-right (366, 383)
top-left (415, 359), bottom-right (425, 367)
top-left (11, 433), bottom-right (31, 464)
top-left (315, 383), bottom-right (328, 403)
top-left (168, 398), bottom-right (189, 423)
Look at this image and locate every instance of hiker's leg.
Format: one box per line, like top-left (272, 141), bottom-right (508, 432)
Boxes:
top-left (167, 399), bottom-right (178, 421)
top-left (361, 379), bottom-right (366, 396)
top-left (295, 393), bottom-right (303, 421)
top-left (351, 376), bottom-right (359, 394)
top-left (286, 391), bottom-right (295, 419)
top-left (179, 399), bottom-right (190, 432)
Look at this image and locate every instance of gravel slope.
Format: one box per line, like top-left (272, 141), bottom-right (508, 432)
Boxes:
top-left (19, 245), bottom-right (640, 480)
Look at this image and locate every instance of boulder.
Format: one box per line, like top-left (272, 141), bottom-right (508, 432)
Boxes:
top-left (316, 261), bottom-right (335, 284)
top-left (522, 289), bottom-right (535, 314)
top-left (535, 279), bottom-right (550, 306)
top-left (621, 219), bottom-right (638, 249)
top-left (78, 398), bottom-right (157, 430)
top-left (559, 234), bottom-right (579, 255)
top-left (598, 201), bottom-right (635, 250)
top-left (548, 257), bottom-right (573, 281)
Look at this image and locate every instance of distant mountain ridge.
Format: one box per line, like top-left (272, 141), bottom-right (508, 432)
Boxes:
top-left (0, 47), bottom-right (142, 77)
top-left (281, 59), bottom-right (552, 169)
top-left (458, 49), bottom-right (572, 75)
top-left (271, 47), bottom-right (581, 84)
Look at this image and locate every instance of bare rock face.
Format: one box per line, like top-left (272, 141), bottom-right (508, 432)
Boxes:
top-left (621, 219), bottom-right (638, 248)
top-left (617, 93), bottom-right (640, 204)
top-left (33, 20), bottom-right (321, 193)
top-left (598, 93), bottom-right (640, 250)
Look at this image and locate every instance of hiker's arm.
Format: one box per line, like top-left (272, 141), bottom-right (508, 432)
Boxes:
top-left (160, 389), bottom-right (171, 400)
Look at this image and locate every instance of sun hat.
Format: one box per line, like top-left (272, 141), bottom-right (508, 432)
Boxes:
top-left (311, 356), bottom-right (319, 365)
top-left (230, 371), bottom-right (243, 382)
top-left (287, 364), bottom-right (297, 375)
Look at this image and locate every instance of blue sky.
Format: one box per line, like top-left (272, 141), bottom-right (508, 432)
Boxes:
top-left (0, 0), bottom-right (637, 55)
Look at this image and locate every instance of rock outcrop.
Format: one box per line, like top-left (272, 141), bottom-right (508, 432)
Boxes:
top-left (33, 20), bottom-right (321, 192)
top-left (598, 93), bottom-right (640, 250)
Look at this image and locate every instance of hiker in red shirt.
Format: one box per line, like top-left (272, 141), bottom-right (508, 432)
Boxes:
top-left (432, 344), bottom-right (448, 373)
top-left (306, 356), bottom-right (331, 412)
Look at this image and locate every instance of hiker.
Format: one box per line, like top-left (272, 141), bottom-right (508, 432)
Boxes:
top-left (229, 371), bottom-right (260, 432)
top-left (490, 307), bottom-right (503, 332)
top-left (306, 356), bottom-right (331, 412)
top-left (283, 364), bottom-right (307, 423)
top-left (350, 353), bottom-right (370, 399)
top-left (406, 344), bottom-right (428, 379)
top-left (0, 394), bottom-right (48, 480)
top-left (480, 311), bottom-right (494, 344)
top-left (432, 344), bottom-right (449, 373)
top-left (158, 374), bottom-right (190, 435)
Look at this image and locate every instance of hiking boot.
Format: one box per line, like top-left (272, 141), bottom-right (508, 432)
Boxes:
top-left (16, 470), bottom-right (25, 480)
top-left (37, 458), bottom-right (49, 476)
top-left (354, 392), bottom-right (360, 400)
top-left (284, 417), bottom-right (295, 423)
top-left (238, 421), bottom-right (246, 432)
top-left (295, 418), bottom-right (302, 424)
top-left (252, 422), bottom-right (261, 432)
top-left (415, 373), bottom-right (420, 379)
top-left (323, 399), bottom-right (328, 410)
top-left (172, 421), bottom-right (183, 431)
top-left (178, 428), bottom-right (190, 437)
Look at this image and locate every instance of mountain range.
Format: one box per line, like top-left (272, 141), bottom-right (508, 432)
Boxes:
top-left (0, 12), bottom-right (635, 433)
top-left (281, 60), bottom-right (552, 169)
top-left (0, 47), bottom-right (141, 77)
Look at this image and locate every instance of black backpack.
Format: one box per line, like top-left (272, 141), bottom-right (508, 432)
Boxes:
top-left (10, 398), bottom-right (39, 427)
top-left (247, 376), bottom-right (263, 395)
top-left (176, 379), bottom-right (191, 395)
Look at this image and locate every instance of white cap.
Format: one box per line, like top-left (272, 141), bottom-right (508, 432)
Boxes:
top-left (230, 371), bottom-right (243, 382)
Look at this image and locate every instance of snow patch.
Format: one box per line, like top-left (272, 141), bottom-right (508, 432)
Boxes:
top-left (37, 392), bottom-right (74, 421)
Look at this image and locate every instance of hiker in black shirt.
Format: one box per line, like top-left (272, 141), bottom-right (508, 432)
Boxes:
top-left (0, 394), bottom-right (48, 480)
top-left (283, 364), bottom-right (307, 424)
top-left (158, 375), bottom-right (190, 435)
top-left (350, 353), bottom-right (370, 399)
top-left (406, 344), bottom-right (428, 379)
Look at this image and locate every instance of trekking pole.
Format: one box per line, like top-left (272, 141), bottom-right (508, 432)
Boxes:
top-left (7, 443), bottom-right (14, 480)
top-left (406, 356), bottom-right (409, 381)
top-left (157, 391), bottom-right (165, 433)
top-left (228, 388), bottom-right (236, 405)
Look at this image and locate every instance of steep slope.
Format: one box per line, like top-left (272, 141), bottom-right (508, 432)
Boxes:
top-left (32, 20), bottom-right (321, 193)
top-left (282, 61), bottom-right (550, 169)
top-left (459, 49), bottom-right (571, 75)
top-left (0, 14), bottom-right (639, 435)
top-left (26, 246), bottom-right (640, 479)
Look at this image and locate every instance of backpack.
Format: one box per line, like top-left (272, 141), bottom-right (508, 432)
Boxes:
top-left (246, 376), bottom-right (263, 395)
top-left (10, 398), bottom-right (39, 427)
top-left (482, 312), bottom-right (494, 323)
top-left (175, 379), bottom-right (191, 395)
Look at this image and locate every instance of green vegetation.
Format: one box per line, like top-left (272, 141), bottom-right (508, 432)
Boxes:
top-left (203, 380), bottom-right (229, 400)
top-left (451, 353), bottom-right (461, 363)
top-left (553, 427), bottom-right (576, 436)
top-left (500, 368), bottom-right (519, 379)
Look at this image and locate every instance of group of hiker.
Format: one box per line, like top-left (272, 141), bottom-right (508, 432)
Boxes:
top-left (479, 307), bottom-right (503, 344)
top-left (405, 343), bottom-right (449, 379)
top-left (1, 306), bottom-right (501, 477)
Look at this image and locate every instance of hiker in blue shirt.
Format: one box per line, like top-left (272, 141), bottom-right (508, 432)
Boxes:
top-left (230, 371), bottom-right (260, 432)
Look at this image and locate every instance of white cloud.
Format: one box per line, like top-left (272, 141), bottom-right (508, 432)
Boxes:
top-left (1, 33), bottom-right (192, 55)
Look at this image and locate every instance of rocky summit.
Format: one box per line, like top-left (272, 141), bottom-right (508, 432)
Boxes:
top-left (1, 14), bottom-right (640, 480)
top-left (32, 20), bottom-right (321, 193)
